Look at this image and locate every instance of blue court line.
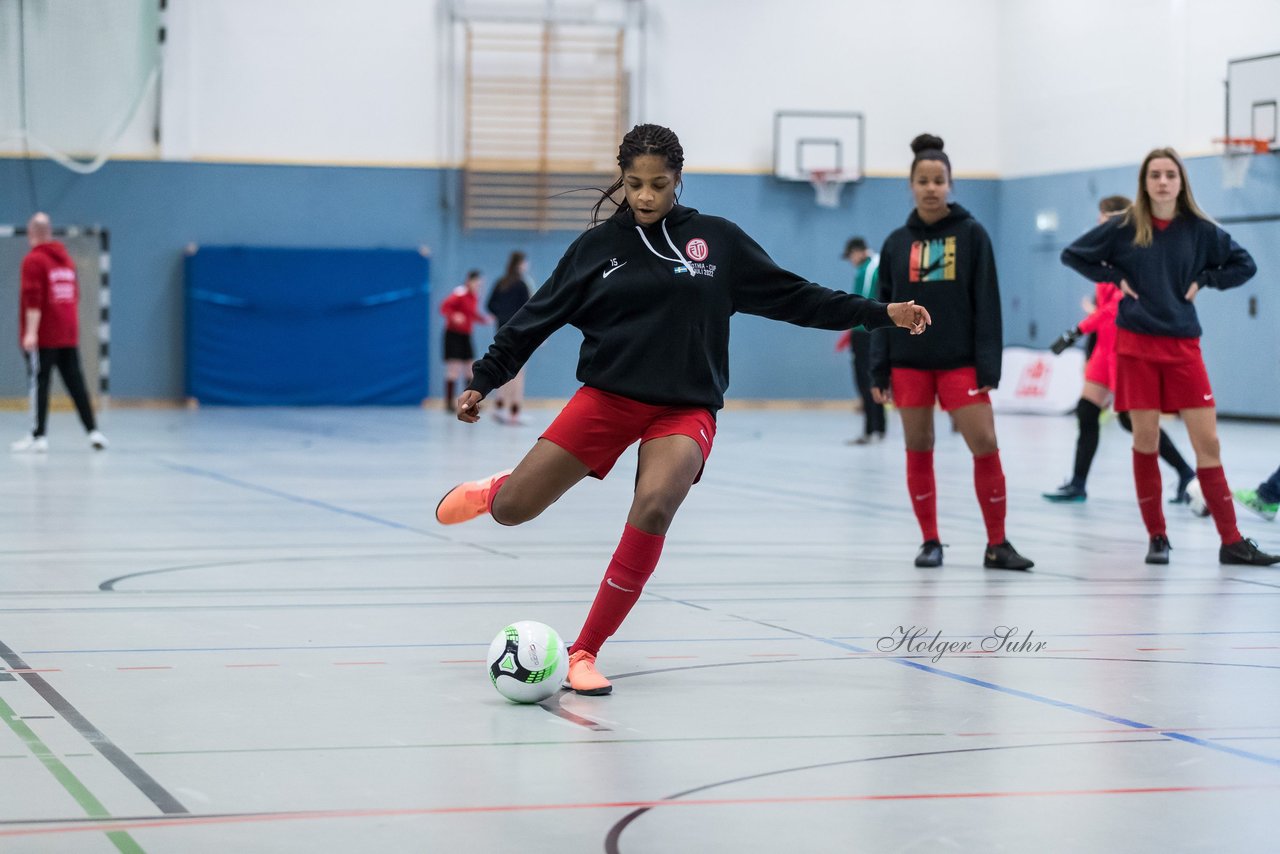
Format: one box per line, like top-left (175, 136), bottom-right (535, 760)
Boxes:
top-left (156, 461), bottom-right (445, 537)
top-left (735, 617), bottom-right (1280, 770)
top-left (19, 628), bottom-right (1280, 655)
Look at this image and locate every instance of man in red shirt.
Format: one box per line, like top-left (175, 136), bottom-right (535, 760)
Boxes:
top-left (11, 213), bottom-right (107, 453)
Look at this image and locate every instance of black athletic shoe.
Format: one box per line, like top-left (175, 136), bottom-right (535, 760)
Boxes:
top-left (1145, 534), bottom-right (1171, 565)
top-left (984, 541), bottom-right (1033, 571)
top-left (1170, 471), bottom-right (1195, 505)
top-left (914, 540), bottom-right (944, 568)
top-left (1043, 482), bottom-right (1087, 503)
top-left (1219, 538), bottom-right (1280, 566)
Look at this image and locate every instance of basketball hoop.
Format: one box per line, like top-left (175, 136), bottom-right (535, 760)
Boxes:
top-left (1213, 136), bottom-right (1271, 188)
top-left (808, 170), bottom-right (849, 209)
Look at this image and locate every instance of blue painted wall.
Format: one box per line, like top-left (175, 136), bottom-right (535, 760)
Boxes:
top-left (1, 155), bottom-right (1273, 414)
top-left (993, 153), bottom-right (1280, 417)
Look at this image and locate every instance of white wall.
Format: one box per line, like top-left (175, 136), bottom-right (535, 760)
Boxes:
top-left (161, 0), bottom-right (441, 164)
top-left (51, 0), bottom-right (1280, 176)
top-left (641, 0), bottom-right (1003, 176)
top-left (998, 0), bottom-right (1280, 176)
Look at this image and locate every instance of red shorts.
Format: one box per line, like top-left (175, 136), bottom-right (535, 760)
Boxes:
top-left (540, 386), bottom-right (716, 481)
top-left (891, 366), bottom-right (990, 411)
top-left (1084, 348), bottom-right (1117, 391)
top-left (1114, 354), bottom-right (1214, 413)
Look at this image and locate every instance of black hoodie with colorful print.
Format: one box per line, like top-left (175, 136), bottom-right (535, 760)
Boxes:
top-left (869, 203), bottom-right (1003, 389)
top-left (467, 204), bottom-right (893, 412)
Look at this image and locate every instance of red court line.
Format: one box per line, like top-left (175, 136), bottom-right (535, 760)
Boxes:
top-left (1136, 648), bottom-right (1186, 652)
top-left (116, 666), bottom-right (173, 671)
top-left (332, 662), bottom-right (386, 666)
top-left (224, 664), bottom-right (280, 669)
top-left (2, 784), bottom-right (1277, 840)
top-left (2, 669), bottom-right (62, 674)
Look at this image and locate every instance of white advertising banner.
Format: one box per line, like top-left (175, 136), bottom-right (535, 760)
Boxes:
top-left (989, 347), bottom-right (1085, 415)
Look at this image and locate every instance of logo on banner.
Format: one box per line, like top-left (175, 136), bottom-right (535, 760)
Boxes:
top-left (1014, 357), bottom-right (1052, 398)
top-left (685, 238), bottom-right (709, 262)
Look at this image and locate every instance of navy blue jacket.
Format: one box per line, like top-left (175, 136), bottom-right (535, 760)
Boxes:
top-left (1061, 214), bottom-right (1255, 339)
top-left (486, 277), bottom-right (532, 328)
top-left (467, 204), bottom-right (893, 411)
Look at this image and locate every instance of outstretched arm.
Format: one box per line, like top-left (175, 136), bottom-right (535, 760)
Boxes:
top-left (729, 225), bottom-right (927, 332)
top-left (462, 238), bottom-right (591, 418)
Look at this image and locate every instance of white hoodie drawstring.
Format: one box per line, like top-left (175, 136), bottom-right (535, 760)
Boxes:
top-left (635, 217), bottom-right (696, 277)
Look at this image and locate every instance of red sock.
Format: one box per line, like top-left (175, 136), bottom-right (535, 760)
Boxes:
top-left (484, 474), bottom-right (510, 514)
top-left (906, 450), bottom-right (939, 542)
top-left (572, 524), bottom-right (664, 656)
top-left (1132, 450), bottom-right (1166, 537)
top-left (1197, 466), bottom-right (1242, 545)
top-left (973, 450), bottom-right (1007, 546)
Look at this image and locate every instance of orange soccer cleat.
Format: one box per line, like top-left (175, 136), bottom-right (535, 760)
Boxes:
top-left (434, 470), bottom-right (511, 525)
top-left (565, 650), bottom-right (612, 695)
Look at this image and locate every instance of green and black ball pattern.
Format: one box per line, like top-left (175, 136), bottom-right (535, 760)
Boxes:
top-left (489, 625), bottom-right (562, 685)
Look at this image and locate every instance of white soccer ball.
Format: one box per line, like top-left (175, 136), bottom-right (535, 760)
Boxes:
top-left (1185, 477), bottom-right (1210, 518)
top-left (487, 621), bottom-right (569, 704)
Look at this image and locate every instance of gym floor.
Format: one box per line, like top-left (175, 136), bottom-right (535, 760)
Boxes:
top-left (1, 406), bottom-right (1277, 853)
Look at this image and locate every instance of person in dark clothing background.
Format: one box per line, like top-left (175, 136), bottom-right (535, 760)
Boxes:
top-left (434, 124), bottom-right (932, 697)
top-left (11, 212), bottom-right (107, 454)
top-left (835, 236), bottom-right (886, 445)
top-left (485, 251), bottom-right (534, 425)
top-left (870, 134), bottom-right (1033, 572)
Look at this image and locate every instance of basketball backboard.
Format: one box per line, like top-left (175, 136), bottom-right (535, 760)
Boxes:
top-left (1227, 52), bottom-right (1280, 150)
top-left (773, 111), bottom-right (864, 182)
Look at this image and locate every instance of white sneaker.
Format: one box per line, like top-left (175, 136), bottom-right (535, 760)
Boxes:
top-left (1185, 477), bottom-right (1210, 518)
top-left (88, 430), bottom-right (109, 450)
top-left (11, 435), bottom-right (48, 453)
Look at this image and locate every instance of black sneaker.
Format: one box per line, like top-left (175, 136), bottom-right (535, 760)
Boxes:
top-left (1169, 471), bottom-right (1195, 505)
top-left (914, 540), bottom-right (944, 567)
top-left (984, 541), bottom-right (1033, 571)
top-left (1145, 534), bottom-right (1171, 565)
top-left (1042, 482), bottom-right (1087, 503)
top-left (1219, 538), bottom-right (1280, 566)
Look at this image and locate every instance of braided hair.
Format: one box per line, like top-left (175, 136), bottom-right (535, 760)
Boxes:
top-left (590, 124), bottom-right (685, 225)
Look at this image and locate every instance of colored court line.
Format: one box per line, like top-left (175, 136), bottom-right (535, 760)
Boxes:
top-left (118, 726), bottom-right (1280, 758)
top-left (0, 694), bottom-right (145, 853)
top-left (725, 617), bottom-right (1280, 769)
top-left (22, 628), bottom-right (1280, 656)
top-left (600, 735), bottom-right (1280, 851)
top-left (4, 586), bottom-right (1278, 616)
top-left (3, 782), bottom-right (1278, 841)
top-left (152, 461), bottom-right (518, 559)
top-left (0, 638), bottom-right (189, 816)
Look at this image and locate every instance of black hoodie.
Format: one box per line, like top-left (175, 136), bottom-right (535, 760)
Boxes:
top-left (869, 203), bottom-right (1003, 389)
top-left (467, 204), bottom-right (893, 412)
